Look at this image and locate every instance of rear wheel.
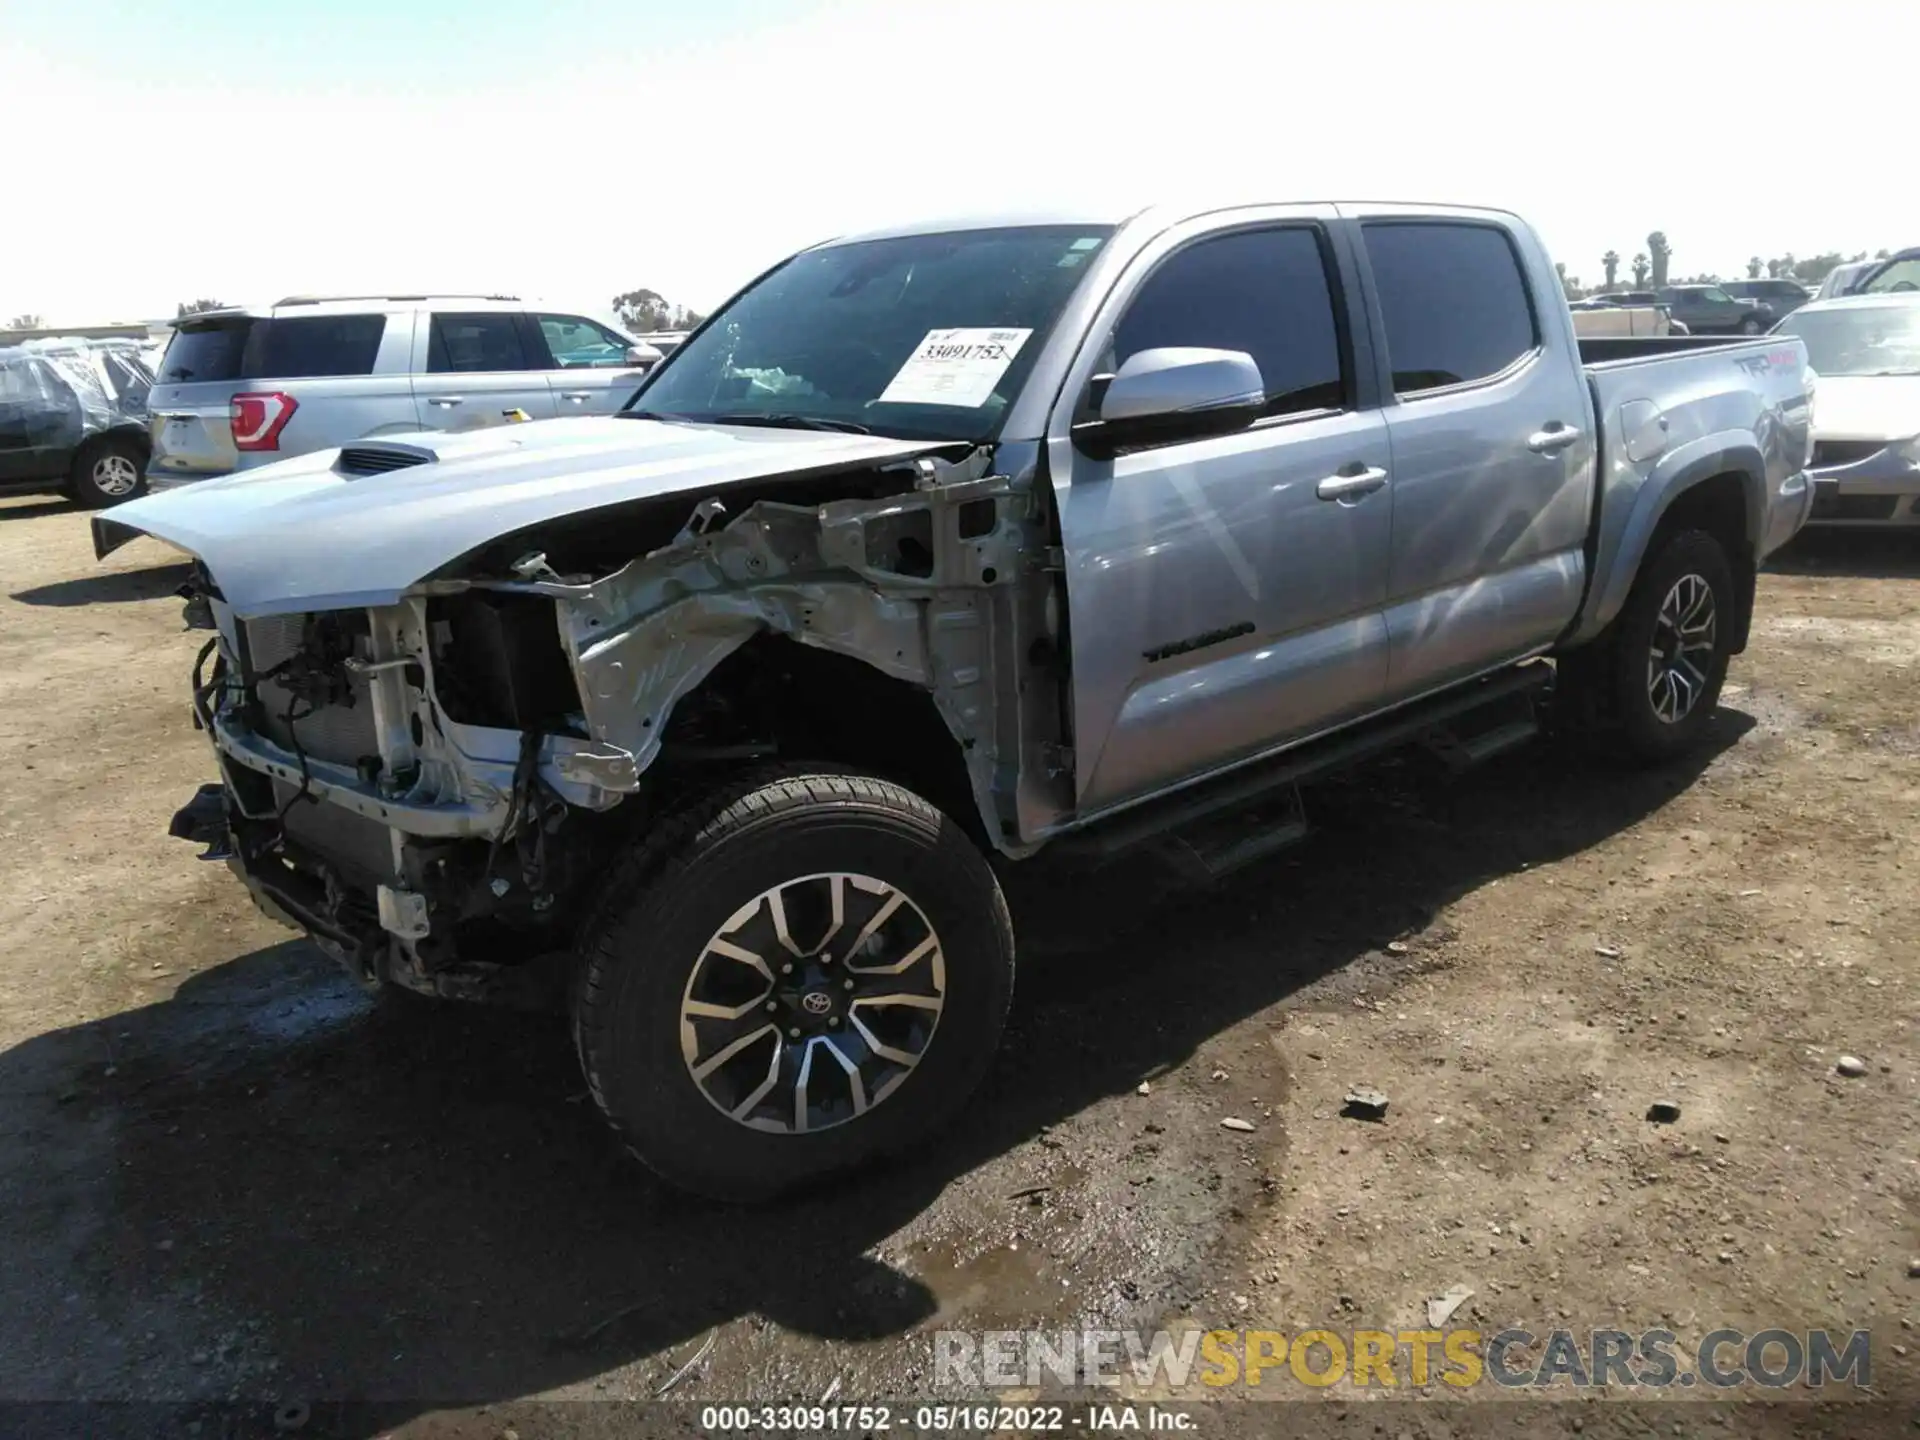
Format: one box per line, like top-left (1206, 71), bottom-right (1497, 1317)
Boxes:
top-left (1603, 528), bottom-right (1736, 762)
top-left (68, 436), bottom-right (148, 508)
top-left (573, 768), bottom-right (1014, 1200)
top-left (1739, 316), bottom-right (1763, 335)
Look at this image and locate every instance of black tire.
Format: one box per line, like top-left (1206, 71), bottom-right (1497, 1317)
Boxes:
top-left (67, 435), bottom-right (148, 508)
top-left (1604, 528), bottom-right (1736, 763)
top-left (1739, 317), bottom-right (1763, 335)
top-left (573, 767), bottom-right (1014, 1201)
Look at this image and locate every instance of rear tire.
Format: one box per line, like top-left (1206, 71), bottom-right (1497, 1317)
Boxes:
top-left (1739, 317), bottom-right (1763, 335)
top-left (1603, 528), bottom-right (1736, 763)
top-left (573, 768), bottom-right (1014, 1201)
top-left (68, 436), bottom-right (148, 508)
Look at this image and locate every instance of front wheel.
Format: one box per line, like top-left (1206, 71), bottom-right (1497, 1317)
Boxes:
top-left (1605, 529), bottom-right (1736, 763)
top-left (573, 769), bottom-right (1014, 1200)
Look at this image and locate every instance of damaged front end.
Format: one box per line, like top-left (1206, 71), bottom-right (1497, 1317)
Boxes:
top-left (164, 441), bottom-right (1067, 1005)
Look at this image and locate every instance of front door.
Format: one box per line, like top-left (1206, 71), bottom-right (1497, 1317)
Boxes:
top-left (1046, 211), bottom-right (1395, 815)
top-left (531, 312), bottom-right (654, 416)
top-left (411, 311), bottom-right (560, 432)
top-left (1350, 216), bottom-right (1596, 700)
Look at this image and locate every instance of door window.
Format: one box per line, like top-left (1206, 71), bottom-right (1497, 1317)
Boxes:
top-left (535, 314), bottom-right (634, 368)
top-left (428, 313), bottom-right (531, 373)
top-left (1361, 223), bottom-right (1538, 394)
top-left (1109, 226), bottom-right (1347, 419)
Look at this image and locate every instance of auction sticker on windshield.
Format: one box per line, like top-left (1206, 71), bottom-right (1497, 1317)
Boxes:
top-left (879, 327), bottom-right (1032, 408)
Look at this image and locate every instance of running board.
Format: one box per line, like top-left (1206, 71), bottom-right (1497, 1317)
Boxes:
top-left (1067, 662), bottom-right (1552, 865)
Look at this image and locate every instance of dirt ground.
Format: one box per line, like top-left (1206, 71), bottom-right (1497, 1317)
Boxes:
top-left (1, 493), bottom-right (1915, 1439)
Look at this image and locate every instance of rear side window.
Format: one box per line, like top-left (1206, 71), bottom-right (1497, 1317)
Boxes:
top-left (1362, 223), bottom-right (1538, 394)
top-left (158, 321), bottom-right (255, 383)
top-left (243, 314), bottom-right (384, 378)
top-left (1112, 226), bottom-right (1346, 417)
top-left (429, 313), bottom-right (529, 373)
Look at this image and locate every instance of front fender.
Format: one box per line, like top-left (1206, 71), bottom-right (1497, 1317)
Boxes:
top-left (1567, 432), bottom-right (1765, 647)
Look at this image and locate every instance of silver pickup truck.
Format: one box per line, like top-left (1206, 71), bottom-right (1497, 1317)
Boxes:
top-left (99, 201), bottom-right (1814, 1199)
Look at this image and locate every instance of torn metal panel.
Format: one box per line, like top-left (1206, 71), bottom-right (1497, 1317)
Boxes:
top-left (488, 447), bottom-right (1066, 851)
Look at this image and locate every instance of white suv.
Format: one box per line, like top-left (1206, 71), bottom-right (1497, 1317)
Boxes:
top-left (147, 295), bottom-right (661, 484)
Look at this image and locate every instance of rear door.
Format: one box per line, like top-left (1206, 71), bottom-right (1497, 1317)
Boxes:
top-left (528, 312), bottom-right (654, 416)
top-left (411, 311), bottom-right (560, 431)
top-left (1349, 212), bottom-right (1595, 700)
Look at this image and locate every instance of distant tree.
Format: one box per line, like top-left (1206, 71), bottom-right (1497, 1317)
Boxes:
top-left (1602, 250), bottom-right (1620, 290)
top-left (1647, 232), bottom-right (1672, 288)
top-left (1631, 253), bottom-right (1649, 287)
top-left (6, 313), bottom-right (43, 329)
top-left (1765, 258), bottom-right (1782, 278)
top-left (1747, 257), bottom-right (1763, 278)
top-left (1876, 248), bottom-right (1891, 259)
top-left (175, 298), bottom-right (227, 317)
top-left (1792, 252), bottom-right (1843, 283)
top-left (1556, 261), bottom-right (1578, 300)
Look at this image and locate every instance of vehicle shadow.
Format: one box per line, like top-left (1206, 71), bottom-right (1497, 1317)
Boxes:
top-left (10, 560), bottom-right (193, 607)
top-left (0, 497), bottom-right (74, 522)
top-left (1765, 527), bottom-right (1920, 580)
top-left (0, 713), bottom-right (1753, 1432)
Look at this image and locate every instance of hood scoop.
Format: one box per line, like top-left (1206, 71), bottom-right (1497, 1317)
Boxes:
top-left (335, 441), bottom-right (436, 477)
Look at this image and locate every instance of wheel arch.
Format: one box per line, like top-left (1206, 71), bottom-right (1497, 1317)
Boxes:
top-left (1573, 440), bottom-right (1761, 654)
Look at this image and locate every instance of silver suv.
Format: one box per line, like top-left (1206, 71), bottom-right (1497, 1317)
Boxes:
top-left (147, 295), bottom-right (660, 483)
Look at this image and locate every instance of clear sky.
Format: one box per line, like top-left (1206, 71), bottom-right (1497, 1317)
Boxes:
top-left (0, 0), bottom-right (1901, 324)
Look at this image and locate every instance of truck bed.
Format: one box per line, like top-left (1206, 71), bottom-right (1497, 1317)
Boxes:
top-left (1567, 329), bottom-right (1814, 650)
top-left (1578, 333), bottom-right (1774, 366)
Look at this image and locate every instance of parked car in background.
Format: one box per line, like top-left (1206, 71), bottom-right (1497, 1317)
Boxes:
top-left (1815, 260), bottom-right (1878, 301)
top-left (105, 199), bottom-right (1814, 1199)
top-left (1656, 284), bottom-right (1771, 334)
top-left (1573, 292), bottom-right (1688, 334)
top-left (1773, 293), bottom-right (1920, 526)
top-left (1724, 277), bottom-right (1811, 317)
top-left (0, 338), bottom-right (155, 506)
top-left (147, 296), bottom-right (661, 485)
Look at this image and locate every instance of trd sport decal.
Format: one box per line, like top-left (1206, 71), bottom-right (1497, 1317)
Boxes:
top-left (1143, 620), bottom-right (1255, 664)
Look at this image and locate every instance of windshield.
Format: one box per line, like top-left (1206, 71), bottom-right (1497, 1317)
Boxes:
top-left (1861, 256), bottom-right (1920, 295)
top-left (626, 226), bottom-right (1114, 441)
top-left (1777, 305), bottom-right (1920, 376)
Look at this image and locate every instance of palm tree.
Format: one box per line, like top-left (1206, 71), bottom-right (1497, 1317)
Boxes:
top-left (1647, 232), bottom-right (1672, 288)
top-left (1631, 253), bottom-right (1650, 287)
top-left (1747, 257), bottom-right (1763, 278)
top-left (1602, 250), bottom-right (1620, 290)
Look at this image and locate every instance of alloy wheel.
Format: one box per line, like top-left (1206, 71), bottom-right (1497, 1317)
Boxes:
top-left (1646, 572), bottom-right (1717, 724)
top-left (679, 872), bottom-right (946, 1134)
top-left (93, 453), bottom-right (140, 497)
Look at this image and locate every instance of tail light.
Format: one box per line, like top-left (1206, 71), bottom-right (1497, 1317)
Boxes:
top-left (231, 391), bottom-right (298, 452)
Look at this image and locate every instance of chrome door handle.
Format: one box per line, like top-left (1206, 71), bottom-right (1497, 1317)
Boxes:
top-left (560, 391), bottom-right (593, 402)
top-left (1527, 425), bottom-right (1580, 454)
top-left (1315, 465), bottom-right (1389, 502)
top-left (425, 395), bottom-right (464, 408)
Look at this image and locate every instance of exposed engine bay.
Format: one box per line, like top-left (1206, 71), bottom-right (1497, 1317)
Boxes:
top-left (166, 445), bottom-right (1068, 1003)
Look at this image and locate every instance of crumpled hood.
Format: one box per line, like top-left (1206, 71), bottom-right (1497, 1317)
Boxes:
top-left (1810, 374), bottom-right (1920, 441)
top-left (96, 417), bottom-right (949, 616)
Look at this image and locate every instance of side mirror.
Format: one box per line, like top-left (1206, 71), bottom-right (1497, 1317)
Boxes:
top-left (625, 343), bottom-right (662, 369)
top-left (1080, 347), bottom-right (1265, 453)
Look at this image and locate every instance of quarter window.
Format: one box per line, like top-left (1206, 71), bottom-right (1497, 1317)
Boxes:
top-left (1362, 223), bottom-right (1538, 394)
top-left (1110, 227), bottom-right (1347, 419)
